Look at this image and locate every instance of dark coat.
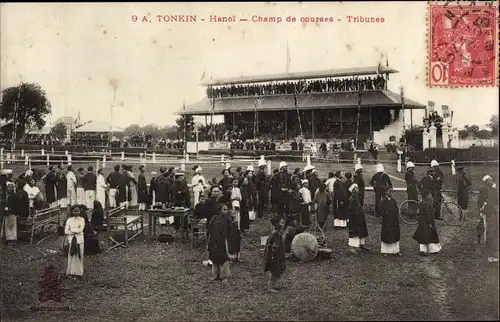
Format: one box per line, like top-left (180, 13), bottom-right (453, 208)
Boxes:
top-left (137, 173), bottom-right (149, 204)
top-left (44, 172), bottom-right (57, 203)
top-left (56, 170), bottom-right (67, 199)
top-left (116, 172), bottom-right (128, 203)
top-left (353, 173), bottom-right (365, 206)
top-left (380, 197), bottom-right (400, 243)
top-left (255, 170), bottom-right (268, 204)
top-left (155, 174), bottom-right (170, 204)
top-left (457, 173), bottom-right (471, 210)
top-left (413, 196), bottom-right (440, 244)
top-left (405, 171), bottom-right (419, 201)
top-left (207, 214), bottom-right (232, 265)
top-left (263, 229), bottom-right (286, 278)
top-left (82, 172), bottom-right (97, 191)
top-left (348, 194), bottom-right (368, 238)
top-left (370, 172), bottom-right (393, 192)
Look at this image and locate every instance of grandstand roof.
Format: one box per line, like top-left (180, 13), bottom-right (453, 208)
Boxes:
top-left (178, 90), bottom-right (425, 115)
top-left (201, 66), bottom-right (398, 86)
top-left (73, 121), bottom-right (124, 133)
top-left (27, 126), bottom-right (51, 135)
top-left (54, 116), bottom-right (75, 124)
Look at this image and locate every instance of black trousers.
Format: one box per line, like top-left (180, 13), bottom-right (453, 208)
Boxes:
top-left (433, 192), bottom-right (442, 218)
top-left (374, 189), bottom-right (384, 216)
top-left (257, 193), bottom-right (266, 218)
top-left (277, 190), bottom-right (290, 219)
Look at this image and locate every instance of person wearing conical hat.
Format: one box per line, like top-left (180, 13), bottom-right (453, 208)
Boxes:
top-left (191, 165), bottom-right (207, 208)
top-left (430, 160), bottom-right (444, 220)
top-left (255, 159), bottom-right (268, 219)
top-left (369, 163), bottom-right (393, 217)
top-left (456, 166), bottom-right (472, 211)
top-left (404, 161), bottom-right (419, 214)
top-left (353, 164), bottom-right (365, 207)
top-left (347, 183), bottom-right (369, 253)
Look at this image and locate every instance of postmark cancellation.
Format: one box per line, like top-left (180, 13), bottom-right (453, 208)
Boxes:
top-left (428, 1), bottom-right (499, 87)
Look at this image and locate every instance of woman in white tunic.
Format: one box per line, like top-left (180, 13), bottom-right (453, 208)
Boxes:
top-left (65, 205), bottom-right (85, 278)
top-left (96, 169), bottom-right (108, 209)
top-left (191, 165), bottom-right (207, 207)
top-left (127, 166), bottom-right (138, 207)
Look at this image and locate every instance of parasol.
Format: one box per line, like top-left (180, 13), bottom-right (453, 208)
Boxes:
top-left (291, 232), bottom-right (319, 262)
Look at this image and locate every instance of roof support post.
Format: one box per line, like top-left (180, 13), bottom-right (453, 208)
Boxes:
top-left (311, 110), bottom-right (315, 141)
top-left (340, 109), bottom-right (343, 138)
top-left (369, 106), bottom-right (373, 139)
top-left (284, 110), bottom-right (288, 141)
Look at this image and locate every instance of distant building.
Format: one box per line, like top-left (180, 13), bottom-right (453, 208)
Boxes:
top-left (54, 116), bottom-right (76, 142)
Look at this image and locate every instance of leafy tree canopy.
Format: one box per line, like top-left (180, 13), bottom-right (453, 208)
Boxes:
top-left (50, 122), bottom-right (67, 141)
top-left (0, 82), bottom-right (52, 141)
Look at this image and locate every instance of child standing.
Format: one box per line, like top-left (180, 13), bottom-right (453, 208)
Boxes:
top-left (264, 215), bottom-right (286, 293)
top-left (207, 204), bottom-right (233, 281)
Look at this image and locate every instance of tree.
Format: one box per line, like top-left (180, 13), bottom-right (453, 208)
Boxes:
top-left (175, 115), bottom-right (195, 140)
top-left (142, 124), bottom-right (161, 139)
top-left (0, 82), bottom-right (52, 142)
top-left (123, 124), bottom-right (142, 137)
top-left (159, 125), bottom-right (178, 140)
top-left (50, 122), bottom-right (67, 141)
top-left (488, 114), bottom-right (498, 135)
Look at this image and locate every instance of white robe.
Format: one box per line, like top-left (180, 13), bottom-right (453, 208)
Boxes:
top-left (66, 171), bottom-right (77, 206)
top-left (96, 174), bottom-right (107, 208)
top-left (191, 173), bottom-right (206, 207)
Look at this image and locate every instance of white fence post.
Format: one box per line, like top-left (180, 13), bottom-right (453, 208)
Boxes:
top-left (67, 154), bottom-right (72, 166)
top-left (121, 151), bottom-right (125, 161)
top-left (0, 147), bottom-right (3, 169)
top-left (451, 159), bottom-right (456, 175)
top-left (102, 154), bottom-right (107, 168)
top-left (46, 154), bottom-right (50, 166)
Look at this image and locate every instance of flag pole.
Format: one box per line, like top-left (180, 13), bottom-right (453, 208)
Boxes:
top-left (400, 85), bottom-right (406, 145)
top-left (211, 92), bottom-right (216, 142)
top-left (355, 86), bottom-right (362, 150)
top-left (183, 99), bottom-right (187, 155)
top-left (253, 96), bottom-right (257, 142)
top-left (293, 84), bottom-right (303, 138)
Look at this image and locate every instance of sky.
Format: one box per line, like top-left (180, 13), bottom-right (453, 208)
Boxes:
top-left (1, 2), bottom-right (498, 129)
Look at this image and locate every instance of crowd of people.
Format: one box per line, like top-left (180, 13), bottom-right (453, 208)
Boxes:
top-left (206, 76), bottom-right (387, 99)
top-left (0, 157), bottom-right (498, 290)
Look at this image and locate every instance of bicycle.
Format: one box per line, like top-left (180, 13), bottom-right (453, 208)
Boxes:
top-left (399, 194), bottom-right (464, 226)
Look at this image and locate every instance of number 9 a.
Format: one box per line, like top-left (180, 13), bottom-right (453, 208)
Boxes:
top-left (132, 15), bottom-right (138, 22)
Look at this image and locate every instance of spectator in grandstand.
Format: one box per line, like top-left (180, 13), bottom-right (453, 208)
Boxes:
top-left (206, 76), bottom-right (386, 98)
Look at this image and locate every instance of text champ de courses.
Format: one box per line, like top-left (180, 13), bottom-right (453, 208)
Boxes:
top-left (132, 15), bottom-right (385, 23)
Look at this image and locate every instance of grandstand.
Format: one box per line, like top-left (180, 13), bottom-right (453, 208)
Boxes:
top-left (179, 66), bottom-right (426, 147)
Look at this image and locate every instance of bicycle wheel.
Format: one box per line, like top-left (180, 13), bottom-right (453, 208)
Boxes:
top-left (441, 201), bottom-right (463, 226)
top-left (399, 200), bottom-right (420, 225)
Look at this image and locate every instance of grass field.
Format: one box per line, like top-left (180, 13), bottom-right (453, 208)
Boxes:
top-left (1, 159), bottom-right (499, 321)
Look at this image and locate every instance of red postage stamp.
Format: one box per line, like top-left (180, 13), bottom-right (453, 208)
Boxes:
top-left (428, 1), bottom-right (498, 87)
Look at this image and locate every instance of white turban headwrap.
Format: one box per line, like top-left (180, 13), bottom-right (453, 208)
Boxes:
top-left (349, 183), bottom-right (359, 193)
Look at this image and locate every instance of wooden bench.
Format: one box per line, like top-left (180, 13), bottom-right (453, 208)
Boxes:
top-left (18, 206), bottom-right (61, 245)
top-left (105, 206), bottom-right (144, 251)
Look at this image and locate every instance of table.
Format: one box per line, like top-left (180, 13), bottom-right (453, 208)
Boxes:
top-left (146, 208), bottom-right (190, 244)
